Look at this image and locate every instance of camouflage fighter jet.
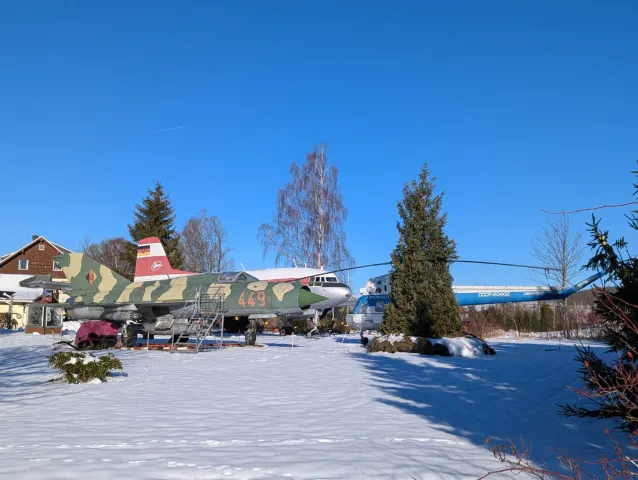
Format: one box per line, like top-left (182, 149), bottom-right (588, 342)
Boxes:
top-left (54, 252), bottom-right (328, 344)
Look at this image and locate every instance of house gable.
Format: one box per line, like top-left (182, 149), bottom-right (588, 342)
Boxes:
top-left (0, 236), bottom-right (72, 279)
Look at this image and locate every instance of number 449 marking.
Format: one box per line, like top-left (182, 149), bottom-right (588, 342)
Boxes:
top-left (238, 290), bottom-right (266, 307)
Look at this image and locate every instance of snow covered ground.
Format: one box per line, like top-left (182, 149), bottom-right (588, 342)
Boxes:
top-left (0, 328), bottom-right (627, 479)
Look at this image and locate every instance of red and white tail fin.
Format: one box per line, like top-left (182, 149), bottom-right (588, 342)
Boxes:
top-left (134, 237), bottom-right (197, 282)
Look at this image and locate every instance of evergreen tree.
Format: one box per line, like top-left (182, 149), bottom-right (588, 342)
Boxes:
top-left (560, 165), bottom-right (638, 431)
top-left (126, 181), bottom-right (184, 270)
top-left (539, 303), bottom-right (553, 332)
top-left (380, 163), bottom-right (462, 338)
top-left (583, 214), bottom-right (638, 353)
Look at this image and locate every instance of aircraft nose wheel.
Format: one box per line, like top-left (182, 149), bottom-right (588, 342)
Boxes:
top-left (279, 326), bottom-right (293, 336)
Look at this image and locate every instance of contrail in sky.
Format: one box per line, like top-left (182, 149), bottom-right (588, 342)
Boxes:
top-left (158, 125), bottom-right (190, 132)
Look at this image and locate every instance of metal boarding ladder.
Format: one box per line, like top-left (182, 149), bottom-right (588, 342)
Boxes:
top-left (170, 287), bottom-right (226, 353)
top-left (163, 292), bottom-right (199, 348)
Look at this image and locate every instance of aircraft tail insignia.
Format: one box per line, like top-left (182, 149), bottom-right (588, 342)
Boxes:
top-left (134, 237), bottom-right (197, 282)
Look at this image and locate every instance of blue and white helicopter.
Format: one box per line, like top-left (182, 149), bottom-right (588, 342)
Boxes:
top-left (323, 259), bottom-right (605, 331)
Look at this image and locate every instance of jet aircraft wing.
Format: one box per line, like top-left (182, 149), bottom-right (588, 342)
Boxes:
top-left (18, 275), bottom-right (74, 291)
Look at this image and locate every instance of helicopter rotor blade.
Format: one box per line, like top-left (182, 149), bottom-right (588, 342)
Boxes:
top-left (452, 259), bottom-right (562, 271)
top-left (290, 258), bottom-right (560, 282)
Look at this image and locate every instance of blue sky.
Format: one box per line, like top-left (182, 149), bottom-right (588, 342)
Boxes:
top-left (1, 1), bottom-right (637, 291)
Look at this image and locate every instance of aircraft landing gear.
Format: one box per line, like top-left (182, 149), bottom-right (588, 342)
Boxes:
top-left (279, 326), bottom-right (293, 336)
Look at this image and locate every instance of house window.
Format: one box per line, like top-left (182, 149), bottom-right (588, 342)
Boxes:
top-left (19, 259), bottom-right (28, 270)
top-left (39, 244), bottom-right (45, 251)
top-left (53, 261), bottom-right (62, 272)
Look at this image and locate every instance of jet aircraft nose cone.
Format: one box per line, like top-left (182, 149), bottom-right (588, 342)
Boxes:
top-left (298, 289), bottom-right (328, 309)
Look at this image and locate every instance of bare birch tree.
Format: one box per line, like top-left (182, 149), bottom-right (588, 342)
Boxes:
top-left (180, 209), bottom-right (234, 272)
top-left (81, 237), bottom-right (135, 280)
top-left (257, 142), bottom-right (355, 283)
top-left (528, 213), bottom-right (585, 288)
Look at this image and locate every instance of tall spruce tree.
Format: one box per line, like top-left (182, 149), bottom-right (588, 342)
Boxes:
top-left (126, 181), bottom-right (184, 270)
top-left (380, 163), bottom-right (462, 338)
top-left (559, 165), bottom-right (638, 431)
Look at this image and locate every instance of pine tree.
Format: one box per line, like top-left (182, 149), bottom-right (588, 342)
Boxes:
top-left (559, 165), bottom-right (638, 431)
top-left (380, 163), bottom-right (462, 338)
top-left (126, 181), bottom-right (184, 270)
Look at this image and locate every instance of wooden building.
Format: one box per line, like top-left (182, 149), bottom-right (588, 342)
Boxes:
top-left (0, 234), bottom-right (71, 278)
top-left (0, 235), bottom-right (73, 333)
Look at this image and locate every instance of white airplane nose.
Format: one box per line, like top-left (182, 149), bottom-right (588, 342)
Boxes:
top-left (308, 284), bottom-right (353, 309)
top-left (339, 286), bottom-right (352, 300)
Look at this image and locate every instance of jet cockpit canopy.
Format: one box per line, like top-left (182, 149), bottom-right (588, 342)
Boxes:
top-left (217, 271), bottom-right (259, 283)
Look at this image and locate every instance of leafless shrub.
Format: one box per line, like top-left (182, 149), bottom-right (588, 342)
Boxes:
top-left (180, 209), bottom-right (233, 272)
top-left (81, 237), bottom-right (134, 279)
top-left (481, 432), bottom-right (638, 480)
top-left (462, 306), bottom-right (502, 338)
top-left (528, 214), bottom-right (585, 288)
